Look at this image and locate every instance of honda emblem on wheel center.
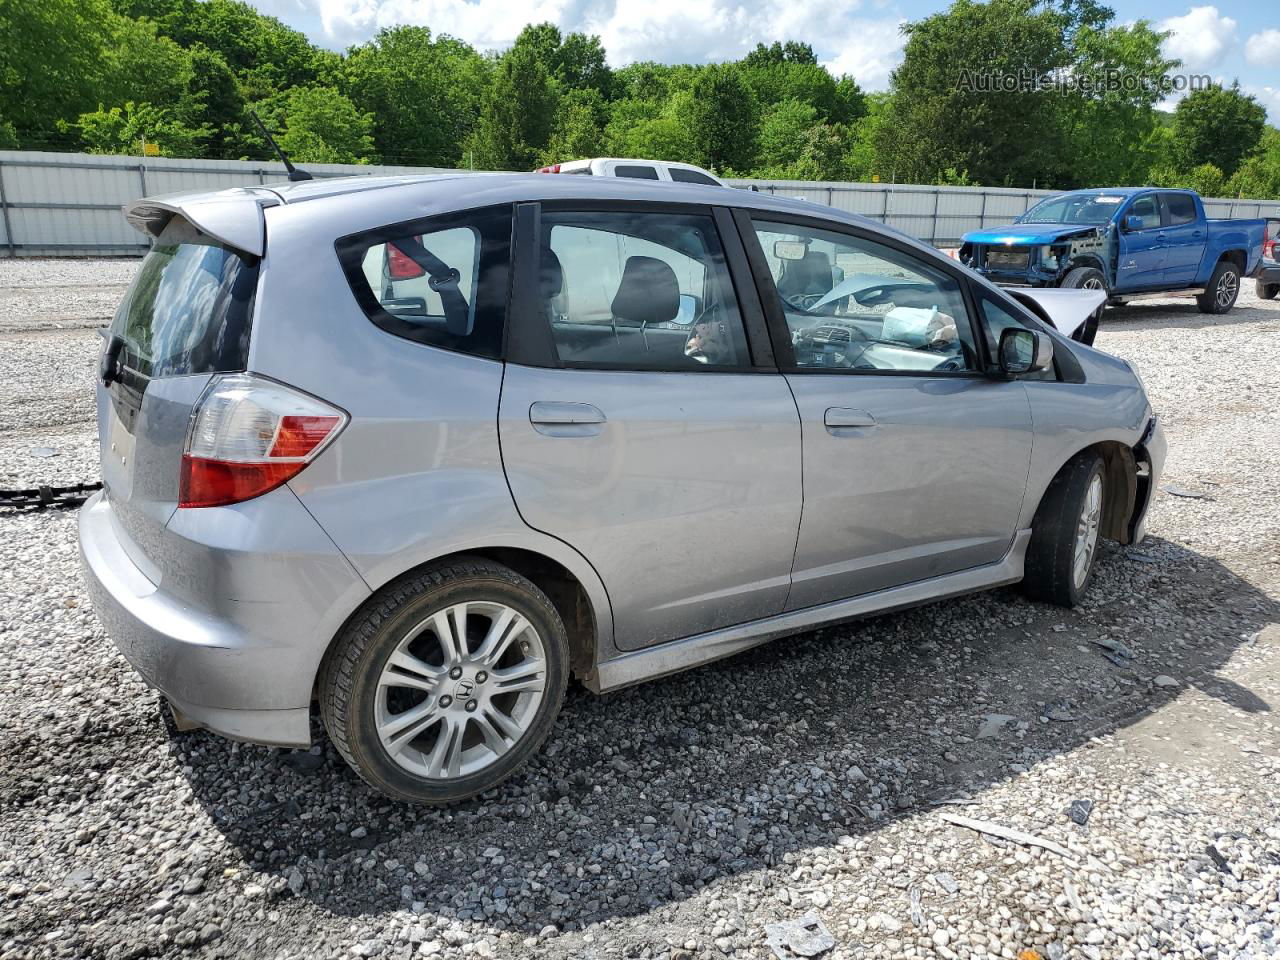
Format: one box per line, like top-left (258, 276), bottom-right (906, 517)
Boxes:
top-left (455, 679), bottom-right (475, 699)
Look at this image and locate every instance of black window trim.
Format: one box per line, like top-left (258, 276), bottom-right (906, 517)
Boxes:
top-left (731, 207), bottom-right (992, 379)
top-left (334, 203), bottom-right (513, 361)
top-left (505, 198), bottom-right (776, 373)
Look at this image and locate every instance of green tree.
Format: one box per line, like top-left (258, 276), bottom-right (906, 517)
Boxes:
top-left (186, 44), bottom-right (248, 159)
top-left (270, 86), bottom-right (374, 164)
top-left (541, 89), bottom-right (607, 165)
top-left (679, 64), bottom-right (758, 172)
top-left (344, 27), bottom-right (487, 166)
top-left (464, 46), bottom-right (557, 170)
top-left (511, 23), bottom-right (612, 96)
top-left (1171, 83), bottom-right (1267, 177)
top-left (75, 101), bottom-right (208, 156)
top-left (0, 118), bottom-right (19, 149)
top-left (876, 0), bottom-right (1070, 186)
top-left (0, 0), bottom-right (119, 143)
top-left (1056, 20), bottom-right (1178, 186)
top-left (1225, 128), bottom-right (1280, 199)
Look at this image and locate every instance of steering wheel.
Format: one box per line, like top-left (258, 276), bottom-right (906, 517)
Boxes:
top-left (791, 322), bottom-right (870, 368)
top-left (785, 293), bottom-right (826, 311)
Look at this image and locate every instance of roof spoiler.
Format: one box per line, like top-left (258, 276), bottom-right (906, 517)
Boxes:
top-left (124, 188), bottom-right (276, 257)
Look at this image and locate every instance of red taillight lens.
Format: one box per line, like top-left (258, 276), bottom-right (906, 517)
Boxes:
top-left (179, 374), bottom-right (347, 509)
top-left (534, 164), bottom-right (560, 174)
top-left (387, 241), bottom-right (425, 279)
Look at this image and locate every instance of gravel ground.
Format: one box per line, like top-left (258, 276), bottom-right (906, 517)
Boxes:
top-left (1, 262), bottom-right (1277, 960)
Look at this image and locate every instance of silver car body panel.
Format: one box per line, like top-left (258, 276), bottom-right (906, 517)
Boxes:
top-left (591, 528), bottom-right (1033, 692)
top-left (498, 365), bottom-right (803, 650)
top-left (79, 173), bottom-right (1165, 747)
top-left (782, 374), bottom-right (1033, 609)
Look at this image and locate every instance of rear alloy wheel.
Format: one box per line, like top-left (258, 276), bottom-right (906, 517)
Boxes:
top-left (1257, 280), bottom-right (1278, 301)
top-left (1022, 451), bottom-right (1106, 607)
top-left (321, 558), bottom-right (569, 804)
top-left (1197, 260), bottom-right (1241, 314)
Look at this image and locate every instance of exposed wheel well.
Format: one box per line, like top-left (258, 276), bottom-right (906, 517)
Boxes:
top-left (1065, 256), bottom-right (1106, 278)
top-left (314, 548), bottom-right (600, 702)
top-left (1043, 441), bottom-right (1137, 544)
top-left (1218, 249), bottom-right (1246, 274)
top-left (463, 547), bottom-right (597, 678)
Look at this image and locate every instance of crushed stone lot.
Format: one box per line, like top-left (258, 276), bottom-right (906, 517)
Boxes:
top-left (1, 258), bottom-right (1277, 960)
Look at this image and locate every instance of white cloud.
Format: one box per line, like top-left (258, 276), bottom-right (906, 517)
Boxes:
top-left (1158, 6), bottom-right (1238, 69)
top-left (1245, 29), bottom-right (1280, 67)
top-left (1243, 84), bottom-right (1280, 125)
top-left (298, 0), bottom-right (903, 88)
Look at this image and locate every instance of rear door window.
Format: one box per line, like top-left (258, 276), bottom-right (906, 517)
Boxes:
top-left (612, 165), bottom-right (661, 180)
top-left (669, 169), bottom-right (720, 186)
top-left (110, 217), bottom-right (258, 379)
top-left (336, 205), bottom-right (512, 359)
top-left (1161, 192), bottom-right (1197, 225)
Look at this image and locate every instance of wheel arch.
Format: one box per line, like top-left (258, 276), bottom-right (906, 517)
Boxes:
top-left (1064, 255), bottom-right (1107, 278)
top-left (1030, 440), bottom-right (1137, 544)
top-left (312, 537), bottom-right (611, 702)
top-left (1216, 248), bottom-right (1247, 274)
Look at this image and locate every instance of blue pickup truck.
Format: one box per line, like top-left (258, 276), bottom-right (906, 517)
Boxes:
top-left (959, 188), bottom-right (1267, 326)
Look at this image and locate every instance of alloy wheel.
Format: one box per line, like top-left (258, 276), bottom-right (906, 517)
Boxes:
top-left (374, 601), bottom-right (547, 779)
top-left (1216, 270), bottom-right (1238, 309)
top-left (1072, 474), bottom-right (1103, 589)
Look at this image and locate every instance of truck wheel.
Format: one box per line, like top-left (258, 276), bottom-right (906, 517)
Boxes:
top-left (1022, 451), bottom-right (1106, 608)
top-left (1061, 268), bottom-right (1108, 342)
top-left (1197, 260), bottom-right (1241, 314)
top-left (1257, 280), bottom-right (1278, 301)
top-left (320, 557), bottom-right (570, 804)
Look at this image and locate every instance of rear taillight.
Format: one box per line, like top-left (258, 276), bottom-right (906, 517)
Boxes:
top-left (179, 374), bottom-right (347, 508)
top-left (387, 241), bottom-right (426, 279)
top-left (534, 164), bottom-right (561, 174)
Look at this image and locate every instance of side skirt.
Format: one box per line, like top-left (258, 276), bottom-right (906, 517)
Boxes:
top-left (587, 529), bottom-right (1032, 693)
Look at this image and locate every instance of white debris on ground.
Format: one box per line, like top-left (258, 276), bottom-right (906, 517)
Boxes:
top-left (0, 259), bottom-right (1277, 960)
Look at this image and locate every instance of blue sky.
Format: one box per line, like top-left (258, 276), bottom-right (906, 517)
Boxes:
top-left (248, 0), bottom-right (1280, 121)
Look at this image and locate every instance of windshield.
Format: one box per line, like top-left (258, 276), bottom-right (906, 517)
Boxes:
top-left (1017, 193), bottom-right (1126, 225)
top-left (111, 218), bottom-right (258, 379)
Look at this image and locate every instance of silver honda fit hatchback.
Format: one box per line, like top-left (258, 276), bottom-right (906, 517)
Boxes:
top-left (81, 174), bottom-right (1164, 803)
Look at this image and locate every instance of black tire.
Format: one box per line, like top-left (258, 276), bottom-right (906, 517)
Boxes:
top-left (1197, 259), bottom-right (1241, 314)
top-left (1022, 452), bottom-right (1106, 608)
top-left (1257, 280), bottom-right (1279, 301)
top-left (1061, 267), bottom-right (1109, 342)
top-left (319, 557), bottom-right (569, 804)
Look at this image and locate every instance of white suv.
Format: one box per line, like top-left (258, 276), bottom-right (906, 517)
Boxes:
top-left (534, 157), bottom-right (726, 186)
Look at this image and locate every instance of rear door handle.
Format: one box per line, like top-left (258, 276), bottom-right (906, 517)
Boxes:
top-left (529, 401), bottom-right (606, 437)
top-left (824, 407), bottom-right (877, 432)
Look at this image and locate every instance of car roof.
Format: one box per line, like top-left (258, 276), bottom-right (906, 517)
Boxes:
top-left (125, 172), bottom-right (928, 259)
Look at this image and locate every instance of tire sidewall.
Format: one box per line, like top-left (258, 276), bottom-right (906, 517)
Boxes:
top-left (1210, 262), bottom-right (1241, 313)
top-left (338, 575), bottom-right (569, 804)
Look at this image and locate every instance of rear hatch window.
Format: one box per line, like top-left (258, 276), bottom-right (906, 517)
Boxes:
top-left (111, 217), bottom-right (259, 383)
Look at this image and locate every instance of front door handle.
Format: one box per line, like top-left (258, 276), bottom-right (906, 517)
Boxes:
top-left (529, 401), bottom-right (606, 437)
top-left (825, 407), bottom-right (877, 432)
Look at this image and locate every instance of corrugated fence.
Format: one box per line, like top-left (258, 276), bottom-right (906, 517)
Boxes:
top-left (2, 149), bottom-right (1278, 256)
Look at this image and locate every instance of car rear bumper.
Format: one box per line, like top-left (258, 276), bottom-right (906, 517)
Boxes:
top-left (1258, 264), bottom-right (1280, 284)
top-left (79, 488), bottom-right (370, 747)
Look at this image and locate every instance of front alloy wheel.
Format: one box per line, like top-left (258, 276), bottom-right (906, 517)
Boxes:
top-left (1022, 451), bottom-right (1106, 607)
top-left (1072, 473), bottom-right (1103, 590)
top-left (321, 558), bottom-right (569, 804)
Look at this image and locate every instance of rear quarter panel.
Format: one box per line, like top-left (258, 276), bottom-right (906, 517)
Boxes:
top-left (1199, 218), bottom-right (1267, 280)
top-left (250, 199), bottom-right (616, 657)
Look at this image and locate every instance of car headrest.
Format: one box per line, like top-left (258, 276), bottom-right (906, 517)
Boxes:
top-left (611, 256), bottom-right (679, 325)
top-left (778, 250), bottom-right (833, 298)
top-left (540, 247), bottom-right (563, 299)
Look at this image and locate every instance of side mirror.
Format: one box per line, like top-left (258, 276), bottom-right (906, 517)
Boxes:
top-left (1122, 214), bottom-right (1144, 232)
top-left (997, 327), bottom-right (1053, 376)
top-left (672, 293), bottom-right (701, 326)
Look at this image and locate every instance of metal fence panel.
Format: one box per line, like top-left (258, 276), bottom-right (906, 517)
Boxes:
top-left (3, 149), bottom-right (1278, 256)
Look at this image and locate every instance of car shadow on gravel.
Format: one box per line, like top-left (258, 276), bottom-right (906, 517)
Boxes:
top-left (172, 534), bottom-right (1276, 935)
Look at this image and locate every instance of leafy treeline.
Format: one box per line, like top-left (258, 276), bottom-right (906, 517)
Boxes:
top-left (0, 0), bottom-right (1277, 198)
